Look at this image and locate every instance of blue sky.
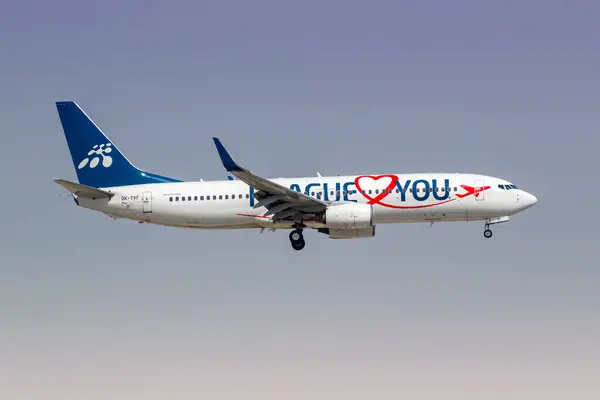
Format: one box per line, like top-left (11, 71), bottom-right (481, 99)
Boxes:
top-left (1, 1), bottom-right (599, 399)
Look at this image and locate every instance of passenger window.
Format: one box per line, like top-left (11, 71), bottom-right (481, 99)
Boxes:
top-left (219, 195), bottom-right (223, 200)
top-left (213, 195), bottom-right (216, 200)
top-left (225, 195), bottom-right (229, 199)
top-left (182, 197), bottom-right (186, 201)
top-left (232, 194), bottom-right (235, 199)
top-left (454, 187), bottom-right (458, 192)
top-left (194, 196), bottom-right (198, 201)
top-left (169, 197), bottom-right (173, 202)
top-left (245, 194), bottom-right (249, 198)
top-left (200, 196), bottom-right (204, 200)
top-left (176, 197), bottom-right (179, 201)
top-left (188, 196), bottom-right (191, 201)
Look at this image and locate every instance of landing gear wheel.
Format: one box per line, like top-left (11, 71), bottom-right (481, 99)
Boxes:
top-left (289, 229), bottom-right (306, 251)
top-left (483, 229), bottom-right (492, 238)
top-left (291, 239), bottom-right (305, 251)
top-left (289, 230), bottom-right (302, 242)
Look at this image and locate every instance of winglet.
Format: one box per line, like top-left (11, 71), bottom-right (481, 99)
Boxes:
top-left (213, 137), bottom-right (243, 172)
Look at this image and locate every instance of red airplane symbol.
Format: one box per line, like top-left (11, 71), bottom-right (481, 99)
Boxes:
top-left (455, 184), bottom-right (491, 199)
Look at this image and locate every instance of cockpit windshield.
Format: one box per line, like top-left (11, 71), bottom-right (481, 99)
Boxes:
top-left (498, 184), bottom-right (519, 190)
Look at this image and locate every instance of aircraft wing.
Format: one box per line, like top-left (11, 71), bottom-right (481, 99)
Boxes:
top-left (213, 138), bottom-right (328, 222)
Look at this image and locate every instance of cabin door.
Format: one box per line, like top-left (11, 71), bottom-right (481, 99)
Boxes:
top-left (142, 191), bottom-right (153, 213)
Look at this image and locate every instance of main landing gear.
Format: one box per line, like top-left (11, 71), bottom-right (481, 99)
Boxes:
top-left (483, 224), bottom-right (493, 239)
top-left (289, 229), bottom-right (305, 251)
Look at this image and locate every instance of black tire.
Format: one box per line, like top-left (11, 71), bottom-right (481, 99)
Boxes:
top-left (484, 229), bottom-right (492, 238)
top-left (289, 229), bottom-right (303, 243)
top-left (291, 239), bottom-right (305, 251)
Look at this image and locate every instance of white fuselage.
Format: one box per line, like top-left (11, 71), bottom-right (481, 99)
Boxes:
top-left (76, 173), bottom-right (537, 230)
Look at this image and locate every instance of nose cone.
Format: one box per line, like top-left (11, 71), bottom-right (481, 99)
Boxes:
top-left (519, 191), bottom-right (538, 211)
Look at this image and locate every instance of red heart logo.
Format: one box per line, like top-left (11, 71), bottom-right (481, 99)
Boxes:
top-left (354, 175), bottom-right (399, 205)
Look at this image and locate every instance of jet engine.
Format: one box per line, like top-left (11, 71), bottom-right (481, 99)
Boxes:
top-left (317, 203), bottom-right (374, 230)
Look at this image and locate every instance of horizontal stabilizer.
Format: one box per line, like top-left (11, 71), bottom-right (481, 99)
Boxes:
top-left (53, 178), bottom-right (114, 199)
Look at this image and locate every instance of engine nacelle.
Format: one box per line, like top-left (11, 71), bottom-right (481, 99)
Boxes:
top-left (327, 226), bottom-right (376, 239)
top-left (320, 203), bottom-right (374, 230)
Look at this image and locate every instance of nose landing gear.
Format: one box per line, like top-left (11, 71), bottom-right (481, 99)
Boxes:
top-left (289, 229), bottom-right (305, 250)
top-left (482, 216), bottom-right (510, 239)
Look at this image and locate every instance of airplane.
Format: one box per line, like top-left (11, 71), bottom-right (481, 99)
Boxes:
top-left (53, 101), bottom-right (538, 251)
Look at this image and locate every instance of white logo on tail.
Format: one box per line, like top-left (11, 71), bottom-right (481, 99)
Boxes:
top-left (78, 143), bottom-right (113, 169)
